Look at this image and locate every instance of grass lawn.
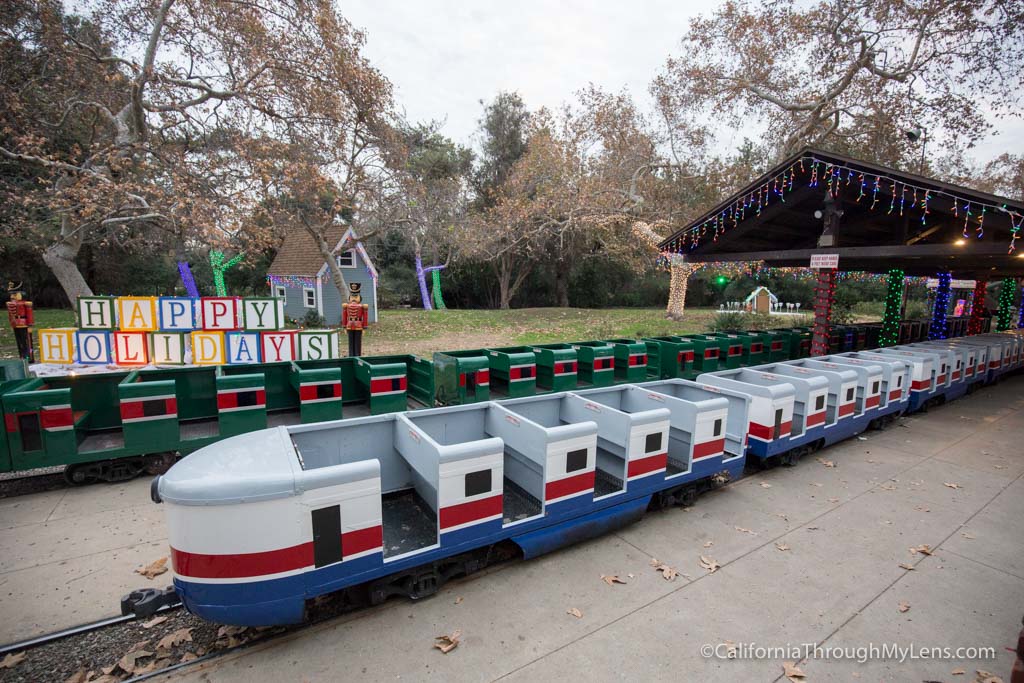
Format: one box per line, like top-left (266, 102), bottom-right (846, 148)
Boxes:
top-left (362, 307), bottom-right (723, 357)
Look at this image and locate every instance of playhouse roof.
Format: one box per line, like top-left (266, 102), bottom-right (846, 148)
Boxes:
top-left (267, 223), bottom-right (377, 278)
top-left (744, 286), bottom-right (778, 304)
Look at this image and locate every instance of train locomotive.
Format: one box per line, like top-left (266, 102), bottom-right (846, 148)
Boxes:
top-left (151, 330), bottom-right (1023, 627)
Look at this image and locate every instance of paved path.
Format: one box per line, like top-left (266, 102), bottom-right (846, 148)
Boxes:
top-left (2, 377), bottom-right (1021, 681)
top-left (162, 376), bottom-right (1024, 682)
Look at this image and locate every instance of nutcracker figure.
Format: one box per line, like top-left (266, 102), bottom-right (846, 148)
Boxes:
top-left (6, 283), bottom-right (35, 362)
top-left (341, 282), bottom-right (369, 356)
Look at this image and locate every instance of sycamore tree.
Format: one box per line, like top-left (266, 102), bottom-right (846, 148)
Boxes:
top-left (652, 0), bottom-right (1024, 168)
top-left (0, 0), bottom-right (394, 304)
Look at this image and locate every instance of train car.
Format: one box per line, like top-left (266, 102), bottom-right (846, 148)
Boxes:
top-left (153, 384), bottom-right (749, 626)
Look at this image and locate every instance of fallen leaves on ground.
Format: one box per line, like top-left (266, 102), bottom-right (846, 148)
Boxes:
top-left (63, 669), bottom-right (89, 683)
top-left (157, 628), bottom-right (193, 651)
top-left (944, 482), bottom-right (962, 489)
top-left (975, 670), bottom-right (1004, 683)
top-left (0, 652), bottom-right (26, 669)
top-left (180, 653), bottom-right (199, 664)
top-left (879, 482), bottom-right (897, 491)
top-left (566, 607), bottom-right (583, 619)
top-left (136, 557), bottom-right (168, 579)
top-left (699, 555), bottom-right (721, 573)
top-left (601, 574), bottom-right (626, 586)
top-left (434, 630), bottom-right (461, 654)
top-left (816, 457), bottom-right (836, 468)
top-left (915, 505), bottom-right (930, 512)
top-left (899, 562), bottom-right (916, 570)
top-left (775, 542), bottom-right (791, 552)
top-left (734, 526), bottom-right (757, 535)
top-left (782, 660), bottom-right (806, 681)
top-left (141, 615), bottom-right (169, 628)
top-left (118, 649), bottom-right (153, 674)
top-left (961, 532), bottom-right (975, 540)
top-left (721, 640), bottom-right (737, 657)
top-left (703, 540), bottom-right (714, 548)
top-left (951, 667), bottom-right (965, 675)
top-left (759, 481), bottom-right (772, 488)
top-left (910, 544), bottom-right (933, 556)
top-left (828, 497), bottom-right (839, 503)
top-left (649, 558), bottom-right (679, 581)
top-left (454, 596), bottom-right (464, 604)
top-left (898, 601), bottom-right (911, 613)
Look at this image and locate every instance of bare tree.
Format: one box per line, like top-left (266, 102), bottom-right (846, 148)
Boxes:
top-left (1, 0), bottom-right (394, 303)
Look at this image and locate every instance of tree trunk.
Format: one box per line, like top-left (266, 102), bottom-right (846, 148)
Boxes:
top-left (42, 240), bottom-right (92, 304)
top-left (554, 262), bottom-right (569, 307)
top-left (497, 260), bottom-right (511, 310)
top-left (307, 224), bottom-right (348, 323)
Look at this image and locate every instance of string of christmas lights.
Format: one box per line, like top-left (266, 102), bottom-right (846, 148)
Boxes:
top-left (967, 280), bottom-right (988, 335)
top-left (662, 156), bottom-right (1024, 255)
top-left (652, 257), bottom-right (929, 285)
top-left (928, 272), bottom-right (952, 340)
top-left (879, 268), bottom-right (904, 347)
top-left (1018, 281), bottom-right (1024, 329)
top-left (996, 277), bottom-right (1016, 332)
top-left (266, 274), bottom-right (319, 289)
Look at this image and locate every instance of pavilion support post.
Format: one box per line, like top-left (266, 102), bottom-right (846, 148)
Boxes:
top-left (1018, 280), bottom-right (1024, 329)
top-left (996, 277), bottom-right (1016, 331)
top-left (810, 268), bottom-right (836, 356)
top-left (929, 271), bottom-right (952, 340)
top-left (879, 267), bottom-right (904, 347)
top-left (967, 279), bottom-right (988, 336)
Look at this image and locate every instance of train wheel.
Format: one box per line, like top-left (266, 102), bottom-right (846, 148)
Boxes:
top-left (144, 453), bottom-right (177, 475)
top-left (63, 464), bottom-right (92, 486)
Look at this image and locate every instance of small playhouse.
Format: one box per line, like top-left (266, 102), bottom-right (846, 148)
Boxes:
top-left (744, 286), bottom-right (777, 314)
top-left (267, 224), bottom-right (379, 326)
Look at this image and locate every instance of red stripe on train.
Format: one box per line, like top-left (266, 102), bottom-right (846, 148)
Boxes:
top-left (440, 494), bottom-right (502, 530)
top-left (40, 407), bottom-right (73, 429)
top-left (692, 439), bottom-right (726, 459)
top-left (545, 470), bottom-right (595, 501)
top-left (748, 421), bottom-right (792, 440)
top-left (864, 395), bottom-right (881, 409)
top-left (838, 402), bottom-right (855, 417)
top-left (910, 379), bottom-right (931, 391)
top-left (805, 411), bottom-right (826, 427)
top-left (889, 389), bottom-right (902, 401)
top-left (370, 377), bottom-right (407, 394)
top-left (171, 525), bottom-right (382, 579)
top-left (627, 452), bottom-right (667, 478)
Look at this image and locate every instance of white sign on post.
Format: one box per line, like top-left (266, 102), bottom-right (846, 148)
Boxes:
top-left (810, 253), bottom-right (839, 269)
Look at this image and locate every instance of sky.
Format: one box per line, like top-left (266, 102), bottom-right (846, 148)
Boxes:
top-left (341, 0), bottom-right (1023, 165)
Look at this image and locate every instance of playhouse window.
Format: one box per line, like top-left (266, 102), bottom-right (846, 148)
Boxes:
top-left (815, 395), bottom-right (825, 411)
top-left (303, 287), bottom-right (316, 308)
top-left (566, 448), bottom-right (587, 473)
top-left (645, 432), bottom-right (662, 453)
top-left (465, 469), bottom-right (491, 497)
top-left (871, 381), bottom-right (880, 394)
top-left (274, 286), bottom-right (286, 299)
top-left (845, 388), bottom-right (854, 402)
top-left (336, 250), bottom-right (355, 268)
top-left (896, 375), bottom-right (903, 387)
top-left (713, 419), bottom-right (722, 437)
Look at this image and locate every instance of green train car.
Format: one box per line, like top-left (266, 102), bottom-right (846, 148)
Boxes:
top-left (0, 323), bottom-right (903, 484)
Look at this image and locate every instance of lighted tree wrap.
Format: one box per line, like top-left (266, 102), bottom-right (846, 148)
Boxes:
top-left (967, 280), bottom-right (989, 335)
top-left (430, 268), bottom-right (447, 310)
top-left (929, 272), bottom-right (953, 340)
top-left (632, 221), bottom-right (691, 319)
top-left (879, 267), bottom-right (905, 347)
top-left (996, 278), bottom-right (1017, 331)
top-left (810, 268), bottom-right (836, 356)
top-left (210, 251), bottom-right (244, 297)
top-left (178, 262), bottom-right (201, 298)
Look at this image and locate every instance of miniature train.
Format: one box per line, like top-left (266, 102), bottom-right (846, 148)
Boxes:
top-left (0, 320), bottom-right (976, 484)
top-left (151, 330), bottom-right (1022, 626)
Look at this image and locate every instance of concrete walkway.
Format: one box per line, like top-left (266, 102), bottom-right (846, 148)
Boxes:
top-left (159, 375), bottom-right (1024, 682)
top-left (0, 476), bottom-right (165, 643)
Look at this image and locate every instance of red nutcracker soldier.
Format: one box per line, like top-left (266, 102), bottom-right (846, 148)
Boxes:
top-left (6, 282), bottom-right (35, 362)
top-left (341, 282), bottom-right (369, 357)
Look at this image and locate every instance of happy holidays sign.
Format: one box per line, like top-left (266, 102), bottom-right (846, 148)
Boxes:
top-left (37, 296), bottom-right (339, 366)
